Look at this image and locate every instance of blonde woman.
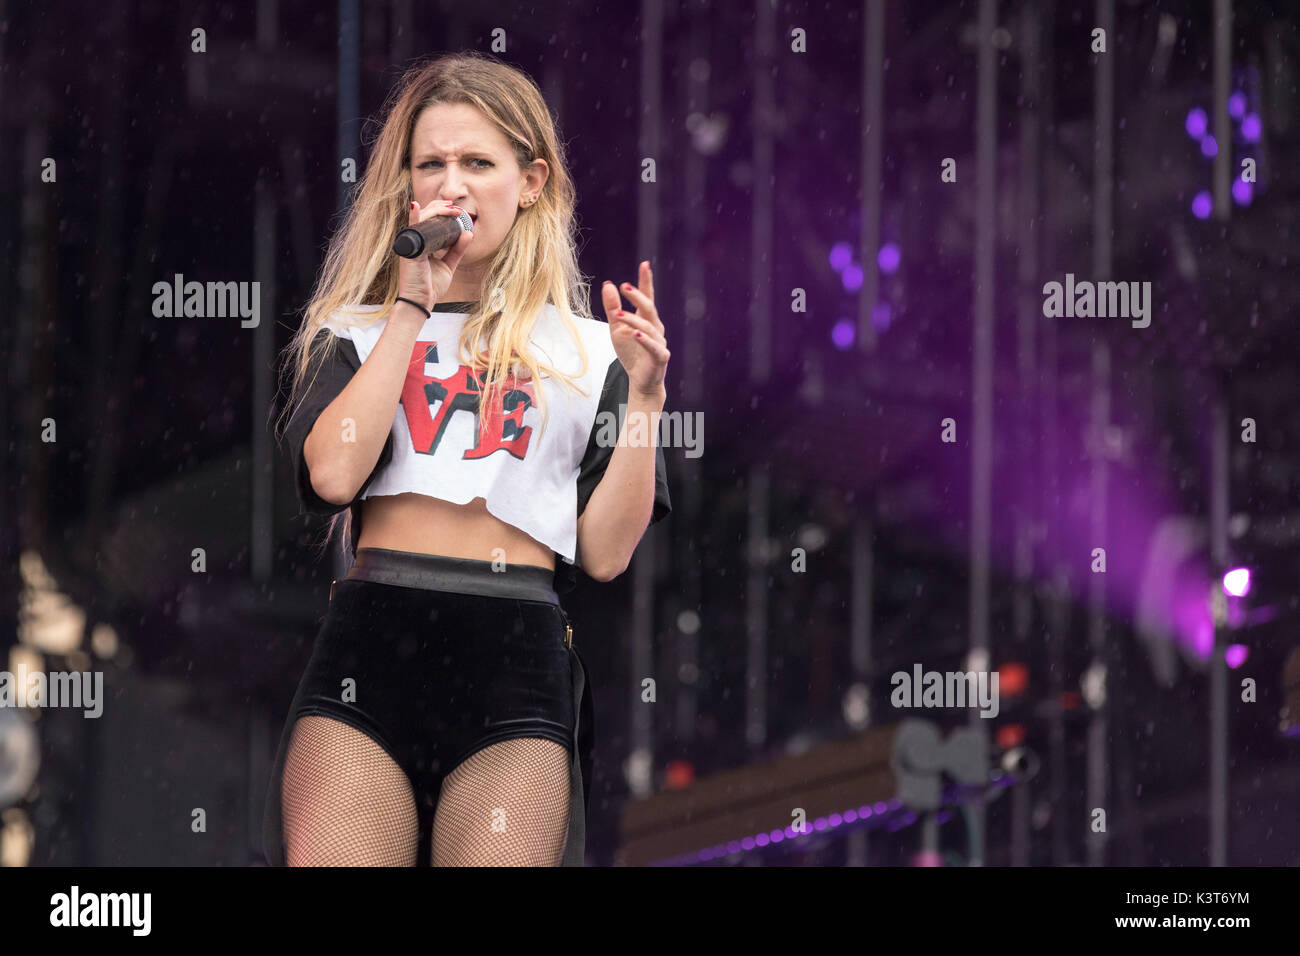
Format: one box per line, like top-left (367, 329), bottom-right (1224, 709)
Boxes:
top-left (262, 52), bottom-right (671, 867)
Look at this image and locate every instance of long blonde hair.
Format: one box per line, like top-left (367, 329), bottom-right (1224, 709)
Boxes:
top-left (275, 51), bottom-right (597, 554)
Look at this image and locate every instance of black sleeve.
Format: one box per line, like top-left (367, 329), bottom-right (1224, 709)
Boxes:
top-left (280, 327), bottom-right (394, 517)
top-left (574, 357), bottom-right (672, 525)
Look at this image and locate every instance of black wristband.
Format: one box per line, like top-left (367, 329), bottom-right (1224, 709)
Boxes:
top-left (394, 296), bottom-right (432, 319)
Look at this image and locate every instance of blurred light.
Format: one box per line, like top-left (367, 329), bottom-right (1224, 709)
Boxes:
top-left (90, 623), bottom-right (119, 659)
top-left (1060, 691), bottom-right (1081, 711)
top-left (1194, 619), bottom-right (1213, 656)
top-left (831, 318), bottom-right (854, 350)
top-left (998, 661), bottom-right (1029, 697)
top-left (664, 760), bottom-right (695, 789)
top-left (676, 609), bottom-right (701, 635)
top-left (877, 242), bottom-right (901, 274)
top-left (1, 809), bottom-right (35, 868)
top-left (19, 550), bottom-right (86, 654)
top-left (871, 301), bottom-right (892, 333)
top-left (1228, 91), bottom-right (1247, 119)
top-left (1191, 191), bottom-right (1213, 219)
top-left (1232, 179), bottom-right (1253, 206)
top-left (1185, 107), bottom-right (1208, 140)
top-left (1223, 567), bottom-right (1251, 597)
top-left (842, 682), bottom-right (870, 728)
top-left (995, 723), bottom-right (1025, 749)
top-left (911, 849), bottom-right (944, 867)
top-left (841, 263), bottom-right (863, 292)
top-left (1225, 644), bottom-right (1249, 669)
top-left (1241, 113), bottom-right (1262, 142)
top-left (829, 241), bottom-right (853, 272)
top-left (1200, 135), bottom-right (1218, 157)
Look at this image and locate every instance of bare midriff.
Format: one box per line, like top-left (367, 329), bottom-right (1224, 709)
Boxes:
top-left (355, 492), bottom-right (556, 573)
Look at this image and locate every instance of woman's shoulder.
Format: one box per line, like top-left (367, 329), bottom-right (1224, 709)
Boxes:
top-left (319, 304), bottom-right (386, 335)
top-left (537, 304), bottom-right (618, 370)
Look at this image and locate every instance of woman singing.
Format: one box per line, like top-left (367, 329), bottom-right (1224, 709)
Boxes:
top-left (262, 52), bottom-right (672, 867)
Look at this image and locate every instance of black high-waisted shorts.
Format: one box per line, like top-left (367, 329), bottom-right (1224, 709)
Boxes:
top-left (261, 548), bottom-right (594, 866)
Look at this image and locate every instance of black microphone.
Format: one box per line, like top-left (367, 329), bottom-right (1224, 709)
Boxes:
top-left (392, 210), bottom-right (474, 258)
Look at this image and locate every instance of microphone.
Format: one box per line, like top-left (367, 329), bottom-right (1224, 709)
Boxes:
top-left (392, 210), bottom-right (474, 258)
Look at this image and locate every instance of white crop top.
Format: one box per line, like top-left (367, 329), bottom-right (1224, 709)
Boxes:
top-left (281, 300), bottom-right (672, 592)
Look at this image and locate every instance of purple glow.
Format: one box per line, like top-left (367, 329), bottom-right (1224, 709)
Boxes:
top-left (829, 813), bottom-right (843, 827)
top-left (1200, 135), bottom-right (1218, 157)
top-left (726, 840), bottom-right (741, 853)
top-left (1232, 179), bottom-right (1253, 206)
top-left (1225, 644), bottom-right (1248, 669)
top-left (1223, 567), bottom-right (1251, 597)
top-left (754, 832), bottom-right (769, 847)
top-left (877, 242), bottom-right (901, 274)
top-left (841, 264), bottom-right (864, 292)
top-left (1191, 191), bottom-right (1213, 219)
top-left (1228, 92), bottom-right (1247, 119)
top-left (769, 829), bottom-right (784, 842)
top-left (831, 319), bottom-right (855, 350)
top-left (872, 301), bottom-right (892, 333)
top-left (1194, 620), bottom-right (1213, 657)
top-left (813, 817), bottom-right (828, 831)
top-left (829, 241), bottom-right (853, 272)
top-left (873, 801), bottom-right (889, 814)
top-left (859, 805), bottom-right (873, 817)
top-left (1185, 107), bottom-right (1208, 139)
top-left (740, 836), bottom-right (755, 850)
top-left (1242, 113), bottom-right (1262, 142)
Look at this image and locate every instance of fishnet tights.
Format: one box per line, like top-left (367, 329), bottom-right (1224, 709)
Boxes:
top-left (281, 714), bottom-right (571, 866)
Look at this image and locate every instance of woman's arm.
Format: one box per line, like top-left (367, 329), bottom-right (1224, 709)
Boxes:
top-left (303, 302), bottom-right (427, 505)
top-left (574, 384), bottom-right (667, 581)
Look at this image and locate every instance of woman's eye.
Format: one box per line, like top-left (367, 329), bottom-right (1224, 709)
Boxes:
top-left (422, 159), bottom-right (493, 169)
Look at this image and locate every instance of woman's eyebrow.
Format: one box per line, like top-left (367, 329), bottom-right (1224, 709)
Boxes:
top-left (414, 149), bottom-right (493, 161)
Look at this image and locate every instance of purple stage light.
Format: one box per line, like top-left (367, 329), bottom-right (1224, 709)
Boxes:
top-left (1232, 179), bottom-right (1253, 206)
top-left (1242, 113), bottom-right (1261, 142)
top-left (1185, 107), bottom-right (1208, 140)
top-left (832, 319), bottom-right (855, 349)
top-left (1223, 567), bottom-right (1251, 597)
top-left (1191, 191), bottom-right (1212, 219)
top-left (829, 241), bottom-right (853, 272)
top-left (1194, 620), bottom-right (1213, 658)
top-left (877, 242), bottom-right (901, 274)
top-left (1200, 135), bottom-right (1218, 157)
top-left (1228, 92), bottom-right (1247, 119)
top-left (841, 263), bottom-right (864, 292)
top-left (1225, 644), bottom-right (1248, 669)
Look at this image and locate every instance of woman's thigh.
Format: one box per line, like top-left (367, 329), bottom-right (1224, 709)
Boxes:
top-left (281, 714), bottom-right (420, 866)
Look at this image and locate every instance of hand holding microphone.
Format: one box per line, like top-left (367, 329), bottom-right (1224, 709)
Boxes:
top-left (395, 199), bottom-right (475, 315)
